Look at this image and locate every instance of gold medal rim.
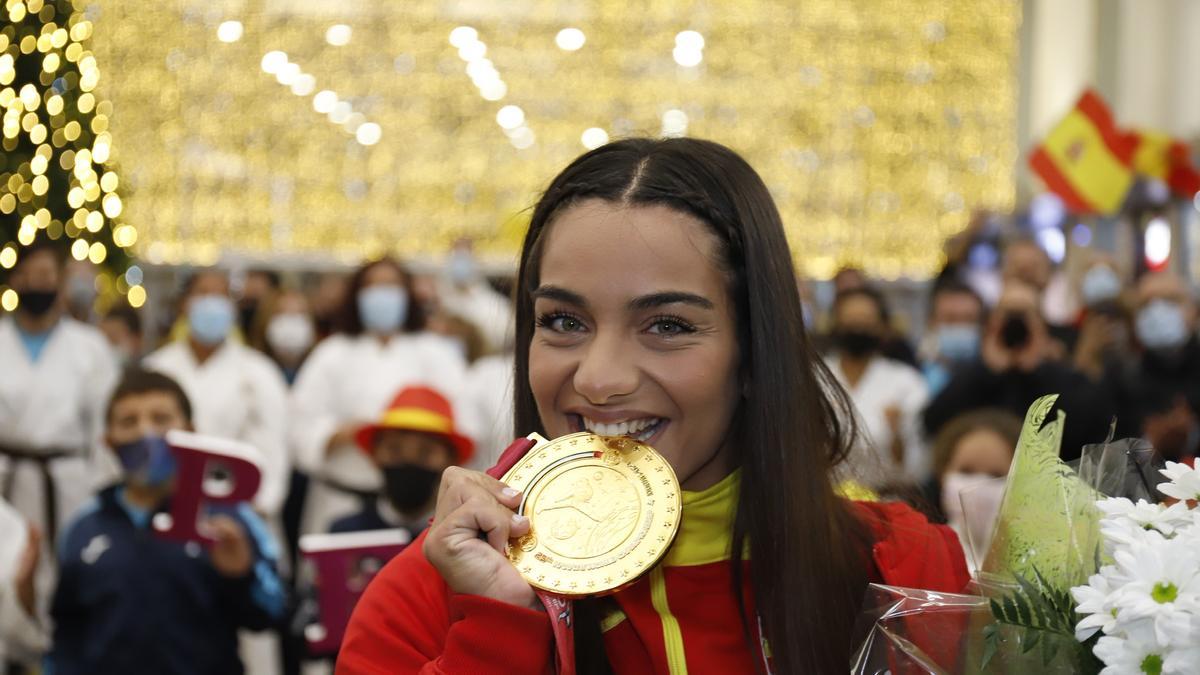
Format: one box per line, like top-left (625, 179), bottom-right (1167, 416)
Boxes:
top-left (502, 432), bottom-right (682, 597)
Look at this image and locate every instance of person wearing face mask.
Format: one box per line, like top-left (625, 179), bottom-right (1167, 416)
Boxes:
top-left (918, 280), bottom-right (986, 397)
top-left (0, 242), bottom-right (118, 553)
top-left (437, 239), bottom-right (514, 355)
top-left (48, 369), bottom-right (285, 675)
top-left (825, 287), bottom-right (932, 482)
top-left (929, 410), bottom-right (1020, 572)
top-left (144, 271), bottom-right (293, 675)
top-left (144, 270), bottom-right (291, 521)
top-left (1071, 260), bottom-right (1132, 384)
top-left (289, 258), bottom-right (471, 536)
top-left (328, 386), bottom-right (472, 539)
top-left (254, 288), bottom-right (317, 386)
top-left (250, 288), bottom-right (318, 594)
top-left (99, 305), bottom-right (144, 366)
top-left (924, 281), bottom-right (1115, 462)
top-left (1108, 272), bottom-right (1200, 442)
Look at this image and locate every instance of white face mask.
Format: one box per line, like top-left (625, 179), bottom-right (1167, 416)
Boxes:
top-left (266, 313), bottom-right (315, 358)
top-left (941, 472), bottom-right (1006, 569)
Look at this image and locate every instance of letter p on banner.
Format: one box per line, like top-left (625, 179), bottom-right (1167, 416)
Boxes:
top-left (153, 430), bottom-right (263, 545)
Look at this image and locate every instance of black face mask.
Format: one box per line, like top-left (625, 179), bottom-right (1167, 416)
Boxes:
top-left (18, 288), bottom-right (58, 317)
top-left (999, 313), bottom-right (1030, 350)
top-left (834, 329), bottom-right (881, 358)
top-left (382, 464), bottom-right (441, 514)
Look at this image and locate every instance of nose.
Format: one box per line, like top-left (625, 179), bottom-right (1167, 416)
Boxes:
top-left (136, 419), bottom-right (158, 440)
top-left (572, 329), bottom-right (638, 405)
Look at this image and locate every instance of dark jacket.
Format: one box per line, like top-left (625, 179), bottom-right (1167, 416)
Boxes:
top-left (49, 485), bottom-right (286, 675)
top-left (923, 359), bottom-right (1116, 461)
top-left (329, 501), bottom-right (425, 542)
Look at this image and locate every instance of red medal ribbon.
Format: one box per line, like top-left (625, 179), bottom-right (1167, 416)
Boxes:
top-left (486, 437), bottom-right (578, 675)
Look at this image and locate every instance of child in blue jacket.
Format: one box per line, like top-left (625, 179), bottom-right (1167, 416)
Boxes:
top-left (48, 368), bottom-right (285, 675)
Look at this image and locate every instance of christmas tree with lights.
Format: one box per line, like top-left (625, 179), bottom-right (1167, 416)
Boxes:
top-left (0, 0), bottom-right (139, 311)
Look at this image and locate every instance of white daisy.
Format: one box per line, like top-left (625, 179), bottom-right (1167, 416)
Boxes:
top-left (1157, 461), bottom-right (1200, 502)
top-left (1097, 498), bottom-right (1192, 535)
top-left (1109, 538), bottom-right (1200, 647)
top-left (1098, 499), bottom-right (1194, 553)
top-left (1164, 646), bottom-right (1200, 674)
top-left (1073, 572), bottom-right (1119, 640)
top-left (1093, 635), bottom-right (1169, 675)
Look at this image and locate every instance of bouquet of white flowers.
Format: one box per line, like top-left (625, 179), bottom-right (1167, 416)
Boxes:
top-left (851, 395), bottom-right (1199, 675)
top-left (1070, 462), bottom-right (1200, 674)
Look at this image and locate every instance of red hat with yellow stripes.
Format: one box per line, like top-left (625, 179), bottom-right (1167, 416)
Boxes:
top-left (355, 386), bottom-right (474, 464)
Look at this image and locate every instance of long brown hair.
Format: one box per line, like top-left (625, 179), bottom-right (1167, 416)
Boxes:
top-left (336, 257), bottom-right (426, 335)
top-left (512, 138), bottom-right (872, 673)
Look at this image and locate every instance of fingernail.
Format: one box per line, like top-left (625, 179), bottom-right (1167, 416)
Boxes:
top-left (511, 514), bottom-right (527, 526)
top-left (501, 487), bottom-right (519, 499)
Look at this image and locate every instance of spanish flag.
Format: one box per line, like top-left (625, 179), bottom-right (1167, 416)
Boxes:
top-left (1029, 90), bottom-right (1135, 214)
top-left (1129, 129), bottom-right (1200, 198)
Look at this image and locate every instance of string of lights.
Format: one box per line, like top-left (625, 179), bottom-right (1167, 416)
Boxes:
top-left (0, 0), bottom-right (140, 312)
top-left (79, 0), bottom-right (1017, 282)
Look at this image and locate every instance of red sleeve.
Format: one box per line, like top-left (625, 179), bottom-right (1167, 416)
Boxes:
top-left (336, 531), bottom-right (556, 675)
top-left (854, 501), bottom-right (971, 593)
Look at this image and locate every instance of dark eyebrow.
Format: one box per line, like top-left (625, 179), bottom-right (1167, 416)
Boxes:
top-left (628, 291), bottom-right (714, 311)
top-left (531, 285), bottom-right (588, 309)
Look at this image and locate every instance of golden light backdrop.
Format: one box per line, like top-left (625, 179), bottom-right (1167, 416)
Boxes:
top-left (89, 0), bottom-right (1019, 280)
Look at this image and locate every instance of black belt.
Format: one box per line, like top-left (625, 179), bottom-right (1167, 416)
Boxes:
top-left (0, 443), bottom-right (79, 545)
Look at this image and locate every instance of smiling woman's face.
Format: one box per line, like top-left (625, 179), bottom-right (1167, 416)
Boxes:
top-left (529, 199), bottom-right (742, 490)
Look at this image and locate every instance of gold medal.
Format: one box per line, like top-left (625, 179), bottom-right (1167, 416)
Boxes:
top-left (502, 431), bottom-right (681, 597)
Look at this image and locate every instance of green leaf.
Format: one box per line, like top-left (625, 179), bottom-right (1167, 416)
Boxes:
top-left (989, 598), bottom-right (1004, 621)
top-left (981, 625), bottom-right (999, 671)
top-left (1003, 596), bottom-right (1020, 624)
top-left (1022, 628), bottom-right (1042, 654)
top-left (1015, 593), bottom-right (1032, 626)
top-left (1031, 599), bottom-right (1049, 629)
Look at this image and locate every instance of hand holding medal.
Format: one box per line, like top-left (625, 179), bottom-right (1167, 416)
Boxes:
top-left (424, 431), bottom-right (681, 607)
top-left (501, 432), bottom-right (681, 597)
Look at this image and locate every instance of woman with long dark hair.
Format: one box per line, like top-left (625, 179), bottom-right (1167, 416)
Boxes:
top-left (289, 258), bottom-right (469, 534)
top-left (338, 139), bottom-right (968, 673)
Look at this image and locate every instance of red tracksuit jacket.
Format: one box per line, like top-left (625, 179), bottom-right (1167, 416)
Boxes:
top-left (337, 471), bottom-right (969, 674)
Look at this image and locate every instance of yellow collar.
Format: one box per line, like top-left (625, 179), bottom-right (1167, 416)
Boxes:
top-left (661, 470), bottom-right (740, 567)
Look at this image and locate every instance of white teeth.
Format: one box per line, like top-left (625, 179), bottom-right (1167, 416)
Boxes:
top-left (581, 416), bottom-right (661, 438)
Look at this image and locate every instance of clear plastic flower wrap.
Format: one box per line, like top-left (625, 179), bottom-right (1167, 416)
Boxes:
top-left (850, 395), bottom-right (1170, 674)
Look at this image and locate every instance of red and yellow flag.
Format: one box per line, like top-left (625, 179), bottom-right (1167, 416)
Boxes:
top-left (1128, 129), bottom-right (1200, 197)
top-left (1029, 90), bottom-right (1135, 214)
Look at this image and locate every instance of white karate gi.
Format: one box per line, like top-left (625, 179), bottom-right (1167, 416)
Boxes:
top-left (463, 354), bottom-right (515, 473)
top-left (289, 331), bottom-right (470, 534)
top-left (0, 497), bottom-right (49, 666)
top-left (143, 340), bottom-right (291, 516)
top-left (0, 317), bottom-right (118, 542)
top-left (826, 354), bottom-right (932, 483)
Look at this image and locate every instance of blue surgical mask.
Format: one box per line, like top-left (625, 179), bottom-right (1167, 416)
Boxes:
top-left (358, 285), bottom-right (408, 334)
top-left (188, 295), bottom-right (235, 346)
top-left (936, 324), bottom-right (981, 362)
top-left (446, 251), bottom-right (477, 285)
top-left (1136, 300), bottom-right (1189, 351)
top-left (1081, 266), bottom-right (1121, 306)
top-left (114, 435), bottom-right (177, 487)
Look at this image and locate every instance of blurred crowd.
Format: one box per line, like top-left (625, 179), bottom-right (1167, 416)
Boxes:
top-left (2, 220), bottom-right (1199, 673)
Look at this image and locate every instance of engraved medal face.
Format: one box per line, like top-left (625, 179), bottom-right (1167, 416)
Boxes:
top-left (502, 432), bottom-right (682, 597)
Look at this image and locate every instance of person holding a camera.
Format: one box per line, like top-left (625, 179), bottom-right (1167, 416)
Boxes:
top-left (923, 280), bottom-right (1115, 462)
